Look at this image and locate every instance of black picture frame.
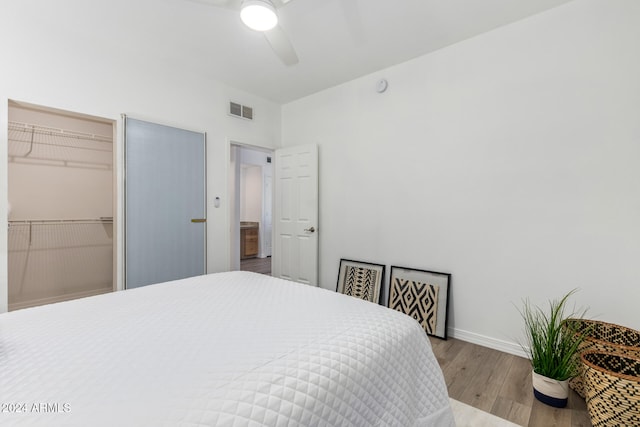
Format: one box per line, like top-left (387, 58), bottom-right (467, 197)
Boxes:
top-left (336, 259), bottom-right (385, 305)
top-left (388, 266), bottom-right (451, 339)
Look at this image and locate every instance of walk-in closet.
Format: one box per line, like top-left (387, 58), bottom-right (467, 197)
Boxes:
top-left (7, 101), bottom-right (115, 311)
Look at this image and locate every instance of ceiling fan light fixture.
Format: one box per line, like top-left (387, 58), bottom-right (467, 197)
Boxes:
top-left (241, 0), bottom-right (278, 32)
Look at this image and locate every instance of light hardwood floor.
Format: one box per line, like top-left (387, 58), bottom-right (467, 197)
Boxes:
top-left (429, 337), bottom-right (592, 427)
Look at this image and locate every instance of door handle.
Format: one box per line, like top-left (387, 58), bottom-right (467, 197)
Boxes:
top-left (191, 218), bottom-right (206, 223)
top-left (304, 226), bottom-right (315, 233)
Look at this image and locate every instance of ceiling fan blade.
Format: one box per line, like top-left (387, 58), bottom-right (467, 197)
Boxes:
top-left (272, 0), bottom-right (294, 7)
top-left (341, 0), bottom-right (365, 44)
top-left (264, 25), bottom-right (299, 66)
top-left (187, 0), bottom-right (240, 10)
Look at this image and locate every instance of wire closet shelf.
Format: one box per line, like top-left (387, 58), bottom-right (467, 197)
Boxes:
top-left (7, 121), bottom-right (113, 170)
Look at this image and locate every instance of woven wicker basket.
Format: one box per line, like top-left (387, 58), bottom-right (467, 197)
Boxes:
top-left (581, 351), bottom-right (640, 427)
top-left (564, 319), bottom-right (640, 398)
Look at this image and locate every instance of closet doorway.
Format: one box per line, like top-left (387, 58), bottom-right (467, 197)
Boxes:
top-left (230, 144), bottom-right (273, 275)
top-left (7, 101), bottom-right (115, 311)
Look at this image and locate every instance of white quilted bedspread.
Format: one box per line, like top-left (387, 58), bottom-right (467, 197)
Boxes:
top-left (0, 271), bottom-right (454, 426)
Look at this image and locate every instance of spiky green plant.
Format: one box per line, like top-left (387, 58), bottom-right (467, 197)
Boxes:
top-left (518, 289), bottom-right (588, 381)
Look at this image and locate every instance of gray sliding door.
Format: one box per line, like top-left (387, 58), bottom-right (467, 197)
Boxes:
top-left (124, 117), bottom-right (206, 289)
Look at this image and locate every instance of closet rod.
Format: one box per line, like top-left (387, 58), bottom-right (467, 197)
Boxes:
top-left (9, 218), bottom-right (113, 224)
top-left (8, 137), bottom-right (113, 153)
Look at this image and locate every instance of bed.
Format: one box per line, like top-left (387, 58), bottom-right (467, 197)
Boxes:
top-left (0, 271), bottom-right (454, 426)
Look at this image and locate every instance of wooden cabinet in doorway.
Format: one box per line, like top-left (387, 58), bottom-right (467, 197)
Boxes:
top-left (241, 222), bottom-right (259, 259)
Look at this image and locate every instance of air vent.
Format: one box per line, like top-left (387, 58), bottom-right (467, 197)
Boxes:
top-left (230, 102), bottom-right (242, 117)
top-left (242, 105), bottom-right (253, 120)
top-left (229, 101), bottom-right (253, 120)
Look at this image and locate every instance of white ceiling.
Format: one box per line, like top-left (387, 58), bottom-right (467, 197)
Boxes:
top-left (21, 0), bottom-right (575, 104)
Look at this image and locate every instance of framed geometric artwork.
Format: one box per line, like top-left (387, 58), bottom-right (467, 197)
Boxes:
top-left (388, 266), bottom-right (451, 339)
top-left (336, 259), bottom-right (385, 304)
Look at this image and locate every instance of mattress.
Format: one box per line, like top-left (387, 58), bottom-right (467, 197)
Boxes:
top-left (0, 271), bottom-right (454, 426)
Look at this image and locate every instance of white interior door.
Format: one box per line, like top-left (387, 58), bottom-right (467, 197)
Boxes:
top-left (272, 144), bottom-right (318, 285)
top-left (124, 117), bottom-right (206, 289)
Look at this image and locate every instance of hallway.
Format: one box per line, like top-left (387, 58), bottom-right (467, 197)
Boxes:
top-left (240, 257), bottom-right (271, 275)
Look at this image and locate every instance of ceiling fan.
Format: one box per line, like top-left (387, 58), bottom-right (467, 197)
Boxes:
top-left (191, 0), bottom-right (299, 66)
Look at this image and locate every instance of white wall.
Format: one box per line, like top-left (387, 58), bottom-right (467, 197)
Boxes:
top-left (282, 0), bottom-right (640, 354)
top-left (240, 165), bottom-right (263, 222)
top-left (0, 0), bottom-right (281, 312)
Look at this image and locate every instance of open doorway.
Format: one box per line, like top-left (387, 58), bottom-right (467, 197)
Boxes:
top-left (229, 143), bottom-right (274, 275)
top-left (7, 100), bottom-right (115, 310)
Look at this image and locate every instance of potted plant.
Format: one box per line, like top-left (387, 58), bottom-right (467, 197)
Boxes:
top-left (518, 289), bottom-right (587, 408)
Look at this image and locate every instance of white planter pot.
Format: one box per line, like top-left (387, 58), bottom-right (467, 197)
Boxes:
top-left (532, 370), bottom-right (569, 408)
